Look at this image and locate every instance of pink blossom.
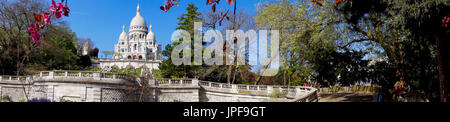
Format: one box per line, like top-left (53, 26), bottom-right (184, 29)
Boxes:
top-left (57, 2), bottom-right (63, 10)
top-left (50, 0), bottom-right (57, 12)
top-left (28, 23), bottom-right (41, 46)
top-left (443, 16), bottom-right (449, 28)
top-left (55, 10), bottom-right (62, 18)
top-left (43, 13), bottom-right (51, 24)
top-left (30, 32), bottom-right (41, 46)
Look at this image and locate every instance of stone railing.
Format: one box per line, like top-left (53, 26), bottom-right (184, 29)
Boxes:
top-left (0, 75), bottom-right (31, 83)
top-left (153, 79), bottom-right (318, 102)
top-left (289, 89), bottom-right (319, 102)
top-left (318, 85), bottom-right (381, 94)
top-left (1, 71), bottom-right (134, 84)
top-left (198, 81), bottom-right (317, 99)
top-left (35, 71), bottom-right (132, 80)
top-left (98, 58), bottom-right (161, 62)
top-left (155, 78), bottom-right (198, 86)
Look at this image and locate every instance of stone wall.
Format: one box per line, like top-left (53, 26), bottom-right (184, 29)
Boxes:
top-left (0, 71), bottom-right (136, 102)
top-left (0, 71), bottom-right (319, 102)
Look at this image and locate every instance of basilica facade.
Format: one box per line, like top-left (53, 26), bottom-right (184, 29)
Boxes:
top-left (98, 4), bottom-right (162, 70)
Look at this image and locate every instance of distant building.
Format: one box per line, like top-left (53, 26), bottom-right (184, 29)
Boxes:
top-left (98, 4), bottom-right (162, 70)
top-left (82, 41), bottom-right (90, 56)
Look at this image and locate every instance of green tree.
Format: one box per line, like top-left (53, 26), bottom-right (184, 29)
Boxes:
top-left (159, 4), bottom-right (203, 78)
top-left (331, 0), bottom-right (449, 101)
top-left (256, 0), bottom-right (342, 86)
top-left (0, 0), bottom-right (92, 74)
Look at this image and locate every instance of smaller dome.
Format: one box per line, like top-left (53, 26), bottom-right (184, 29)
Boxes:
top-left (119, 25), bottom-right (128, 40)
top-left (146, 25), bottom-right (154, 40)
top-left (146, 32), bottom-right (154, 40)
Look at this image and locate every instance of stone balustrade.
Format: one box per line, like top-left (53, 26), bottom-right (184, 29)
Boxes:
top-left (98, 58), bottom-right (161, 62)
top-left (156, 78), bottom-right (197, 86)
top-left (153, 79), bottom-right (318, 101)
top-left (195, 81), bottom-right (317, 99)
top-left (1, 71), bottom-right (318, 102)
top-left (0, 75), bottom-right (30, 83)
top-left (36, 71), bottom-right (131, 80)
top-left (1, 71), bottom-right (133, 85)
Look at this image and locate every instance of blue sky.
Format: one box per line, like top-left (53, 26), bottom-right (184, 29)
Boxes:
top-left (64, 0), bottom-right (269, 58)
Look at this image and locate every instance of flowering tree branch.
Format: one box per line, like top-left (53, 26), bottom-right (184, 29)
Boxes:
top-left (27, 0), bottom-right (70, 47)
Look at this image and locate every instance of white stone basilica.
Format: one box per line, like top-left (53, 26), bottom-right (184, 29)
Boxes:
top-left (98, 4), bottom-right (162, 70)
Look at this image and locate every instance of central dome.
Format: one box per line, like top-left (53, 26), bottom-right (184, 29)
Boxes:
top-left (129, 4), bottom-right (147, 31)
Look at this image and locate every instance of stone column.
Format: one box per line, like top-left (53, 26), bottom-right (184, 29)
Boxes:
top-left (267, 86), bottom-right (274, 95)
top-left (295, 87), bottom-right (301, 97)
top-left (0, 76), bottom-right (2, 82)
top-left (231, 84), bottom-right (239, 94)
top-left (50, 71), bottom-right (54, 79)
top-left (93, 72), bottom-right (101, 80)
top-left (192, 79), bottom-right (199, 86)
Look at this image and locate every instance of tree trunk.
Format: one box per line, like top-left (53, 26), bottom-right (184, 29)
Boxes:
top-left (227, 65), bottom-right (232, 84)
top-left (436, 35), bottom-right (449, 102)
top-left (283, 70), bottom-right (287, 86)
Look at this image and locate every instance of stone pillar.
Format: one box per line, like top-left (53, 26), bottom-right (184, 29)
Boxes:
top-left (65, 71), bottom-right (68, 77)
top-left (50, 71), bottom-right (54, 79)
top-left (267, 86), bottom-right (274, 95)
top-left (26, 77), bottom-right (31, 83)
top-left (93, 72), bottom-right (101, 80)
top-left (296, 87), bottom-right (301, 97)
top-left (192, 79), bottom-right (199, 86)
top-left (231, 84), bottom-right (239, 94)
top-left (79, 72), bottom-right (82, 77)
top-left (113, 74), bottom-right (116, 79)
top-left (0, 76), bottom-right (2, 82)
